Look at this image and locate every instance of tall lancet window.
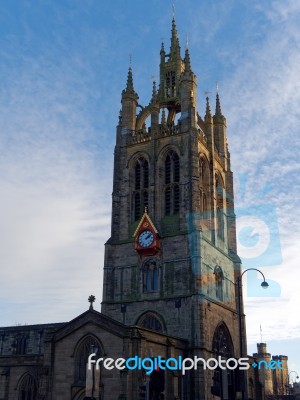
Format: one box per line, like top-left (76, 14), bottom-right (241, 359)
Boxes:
top-left (166, 71), bottom-right (176, 98)
top-left (199, 157), bottom-right (210, 216)
top-left (18, 374), bottom-right (37, 400)
top-left (133, 157), bottom-right (149, 220)
top-left (216, 176), bottom-right (225, 241)
top-left (215, 266), bottom-right (224, 302)
top-left (74, 336), bottom-right (102, 383)
top-left (165, 151), bottom-right (180, 215)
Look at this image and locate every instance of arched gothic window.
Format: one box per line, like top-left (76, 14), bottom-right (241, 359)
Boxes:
top-left (166, 71), bottom-right (176, 98)
top-left (216, 176), bottom-right (225, 241)
top-left (212, 323), bottom-right (233, 357)
top-left (211, 323), bottom-right (235, 398)
top-left (215, 266), bottom-right (224, 302)
top-left (199, 157), bottom-right (209, 213)
top-left (18, 374), bottom-right (37, 400)
top-left (165, 151), bottom-right (180, 215)
top-left (138, 312), bottom-right (164, 332)
top-left (249, 377), bottom-right (254, 400)
top-left (75, 336), bottom-right (101, 383)
top-left (143, 260), bottom-right (159, 292)
top-left (133, 157), bottom-right (149, 220)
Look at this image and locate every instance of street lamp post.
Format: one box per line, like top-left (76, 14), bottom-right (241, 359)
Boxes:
top-left (288, 371), bottom-right (299, 398)
top-left (289, 370), bottom-right (299, 383)
top-left (237, 268), bottom-right (269, 400)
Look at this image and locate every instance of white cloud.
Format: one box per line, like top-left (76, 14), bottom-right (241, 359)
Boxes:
top-left (0, 40), bottom-right (113, 325)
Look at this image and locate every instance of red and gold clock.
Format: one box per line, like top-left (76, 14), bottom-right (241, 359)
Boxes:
top-left (133, 211), bottom-right (160, 256)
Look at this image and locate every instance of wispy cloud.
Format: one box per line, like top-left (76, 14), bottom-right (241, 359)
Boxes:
top-left (218, 0), bottom-right (300, 365)
top-left (0, 28), bottom-right (113, 325)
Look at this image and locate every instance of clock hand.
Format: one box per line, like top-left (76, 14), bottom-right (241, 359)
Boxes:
top-left (145, 233), bottom-right (152, 240)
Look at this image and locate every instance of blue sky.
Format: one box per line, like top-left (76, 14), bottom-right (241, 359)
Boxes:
top-left (0, 0), bottom-right (300, 379)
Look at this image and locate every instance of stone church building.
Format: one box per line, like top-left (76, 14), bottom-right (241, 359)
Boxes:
top-left (0, 18), bottom-right (288, 400)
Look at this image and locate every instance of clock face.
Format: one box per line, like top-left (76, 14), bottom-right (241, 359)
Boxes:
top-left (138, 230), bottom-right (154, 248)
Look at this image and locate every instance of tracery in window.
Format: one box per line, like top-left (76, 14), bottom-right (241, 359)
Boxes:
top-left (74, 336), bottom-right (101, 383)
top-left (216, 175), bottom-right (225, 241)
top-left (212, 323), bottom-right (233, 357)
top-left (143, 260), bottom-right (159, 292)
top-left (138, 312), bottom-right (164, 333)
top-left (199, 157), bottom-right (210, 214)
top-left (211, 323), bottom-right (235, 398)
top-left (215, 266), bottom-right (224, 302)
top-left (18, 374), bottom-right (37, 400)
top-left (133, 157), bottom-right (149, 221)
top-left (166, 71), bottom-right (176, 98)
top-left (164, 151), bottom-right (180, 215)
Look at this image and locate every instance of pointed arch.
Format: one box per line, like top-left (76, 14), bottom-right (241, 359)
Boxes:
top-left (164, 150), bottom-right (180, 215)
top-left (74, 335), bottom-right (103, 384)
top-left (212, 322), bottom-right (234, 357)
top-left (215, 172), bottom-right (225, 242)
top-left (72, 389), bottom-right (86, 400)
top-left (199, 154), bottom-right (210, 215)
top-left (142, 259), bottom-right (159, 292)
top-left (214, 266), bottom-right (224, 301)
top-left (17, 373), bottom-right (37, 400)
top-left (136, 311), bottom-right (166, 333)
top-left (132, 156), bottom-right (150, 221)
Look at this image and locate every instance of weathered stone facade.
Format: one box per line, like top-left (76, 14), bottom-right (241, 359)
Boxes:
top-left (0, 17), bottom-right (289, 400)
top-left (0, 311), bottom-right (187, 400)
top-left (101, 16), bottom-right (243, 400)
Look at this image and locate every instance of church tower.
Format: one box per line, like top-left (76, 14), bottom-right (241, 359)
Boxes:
top-left (102, 18), bottom-right (244, 399)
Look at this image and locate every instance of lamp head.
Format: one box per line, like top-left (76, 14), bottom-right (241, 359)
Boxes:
top-left (261, 281), bottom-right (269, 289)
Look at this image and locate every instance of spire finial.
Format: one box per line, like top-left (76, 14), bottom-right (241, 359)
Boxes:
top-left (88, 295), bottom-right (96, 310)
top-left (184, 46), bottom-right (191, 72)
top-left (151, 76), bottom-right (157, 101)
top-left (215, 91), bottom-right (223, 117)
top-left (129, 54), bottom-right (132, 66)
top-left (185, 34), bottom-right (189, 50)
top-left (125, 64), bottom-right (134, 92)
top-left (214, 82), bottom-right (223, 117)
top-left (172, 3), bottom-right (175, 18)
top-left (170, 12), bottom-right (179, 55)
top-left (205, 93), bottom-right (212, 119)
